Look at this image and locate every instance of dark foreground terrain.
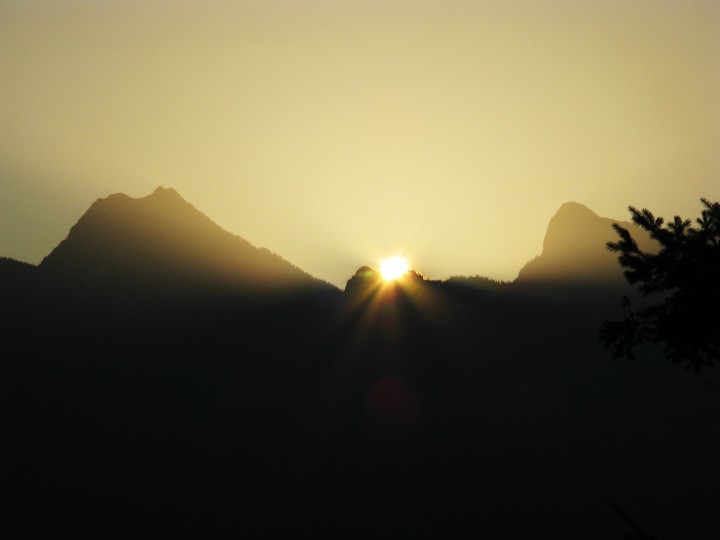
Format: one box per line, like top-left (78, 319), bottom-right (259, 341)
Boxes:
top-left (4, 190), bottom-right (719, 539)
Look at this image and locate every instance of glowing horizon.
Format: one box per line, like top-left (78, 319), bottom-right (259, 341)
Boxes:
top-left (1, 1), bottom-right (718, 287)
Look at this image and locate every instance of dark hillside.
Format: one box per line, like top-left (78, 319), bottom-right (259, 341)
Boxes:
top-left (4, 194), bottom-right (719, 539)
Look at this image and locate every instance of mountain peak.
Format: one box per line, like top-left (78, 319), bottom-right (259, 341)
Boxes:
top-left (90, 186), bottom-right (186, 213)
top-left (554, 201), bottom-right (598, 219)
top-left (542, 202), bottom-right (615, 257)
top-left (344, 265), bottom-right (427, 294)
top-left (516, 202), bottom-right (652, 284)
top-left (150, 186), bottom-right (182, 199)
top-left (39, 187), bottom-right (329, 292)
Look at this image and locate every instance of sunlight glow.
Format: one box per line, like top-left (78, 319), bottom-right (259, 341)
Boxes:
top-left (380, 257), bottom-right (409, 281)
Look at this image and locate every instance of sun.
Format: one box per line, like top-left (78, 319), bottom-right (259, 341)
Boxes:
top-left (379, 256), bottom-right (409, 281)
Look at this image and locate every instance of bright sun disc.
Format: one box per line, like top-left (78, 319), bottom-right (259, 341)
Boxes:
top-left (380, 257), bottom-right (409, 281)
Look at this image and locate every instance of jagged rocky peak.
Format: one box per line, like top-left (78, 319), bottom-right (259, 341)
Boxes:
top-left (516, 201), bottom-right (654, 284)
top-left (95, 186), bottom-right (184, 207)
top-left (344, 265), bottom-right (426, 294)
top-left (344, 266), bottom-right (382, 293)
top-left (148, 186), bottom-right (185, 202)
top-left (542, 202), bottom-right (606, 255)
top-left (38, 186), bottom-right (326, 290)
top-left (554, 201), bottom-right (598, 218)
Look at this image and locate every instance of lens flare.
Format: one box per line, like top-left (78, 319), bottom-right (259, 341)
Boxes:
top-left (380, 257), bottom-right (409, 281)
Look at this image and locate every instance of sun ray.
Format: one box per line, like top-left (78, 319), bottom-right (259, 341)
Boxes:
top-left (379, 257), bottom-right (409, 281)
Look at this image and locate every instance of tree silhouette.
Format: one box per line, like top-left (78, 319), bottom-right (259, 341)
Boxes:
top-left (600, 198), bottom-right (720, 373)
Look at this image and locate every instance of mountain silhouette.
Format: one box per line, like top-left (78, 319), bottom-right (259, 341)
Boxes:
top-left (39, 186), bottom-right (331, 293)
top-left (344, 265), bottom-right (425, 294)
top-left (4, 191), bottom-right (719, 540)
top-left (516, 202), bottom-right (655, 284)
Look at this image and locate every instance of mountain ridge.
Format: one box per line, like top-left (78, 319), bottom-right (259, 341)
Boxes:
top-left (38, 186), bottom-right (334, 292)
top-left (3, 189), bottom-right (655, 289)
top-left (5, 190), bottom-right (718, 540)
top-left (516, 200), bottom-right (656, 284)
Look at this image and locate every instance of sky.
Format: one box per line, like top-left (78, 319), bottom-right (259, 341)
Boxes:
top-left (1, 0), bottom-right (718, 287)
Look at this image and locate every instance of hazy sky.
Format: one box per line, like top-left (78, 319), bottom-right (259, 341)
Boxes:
top-left (1, 0), bottom-right (718, 287)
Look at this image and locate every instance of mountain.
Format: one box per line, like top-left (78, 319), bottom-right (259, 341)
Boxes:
top-left (39, 186), bottom-right (332, 293)
top-left (0, 256), bottom-right (36, 283)
top-left (343, 265), bottom-right (426, 294)
top-left (516, 201), bottom-right (656, 284)
top-left (6, 194), bottom-right (720, 539)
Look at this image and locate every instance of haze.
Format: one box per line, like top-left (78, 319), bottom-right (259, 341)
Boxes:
top-left (1, 0), bottom-right (718, 287)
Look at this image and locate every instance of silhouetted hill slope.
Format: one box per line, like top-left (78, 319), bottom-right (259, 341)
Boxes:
top-left (39, 186), bottom-right (333, 293)
top-left (517, 202), bottom-right (655, 284)
top-left (344, 265), bottom-right (426, 294)
top-left (5, 196), bottom-right (720, 540)
top-left (0, 257), bottom-right (37, 330)
top-left (0, 256), bottom-right (36, 294)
